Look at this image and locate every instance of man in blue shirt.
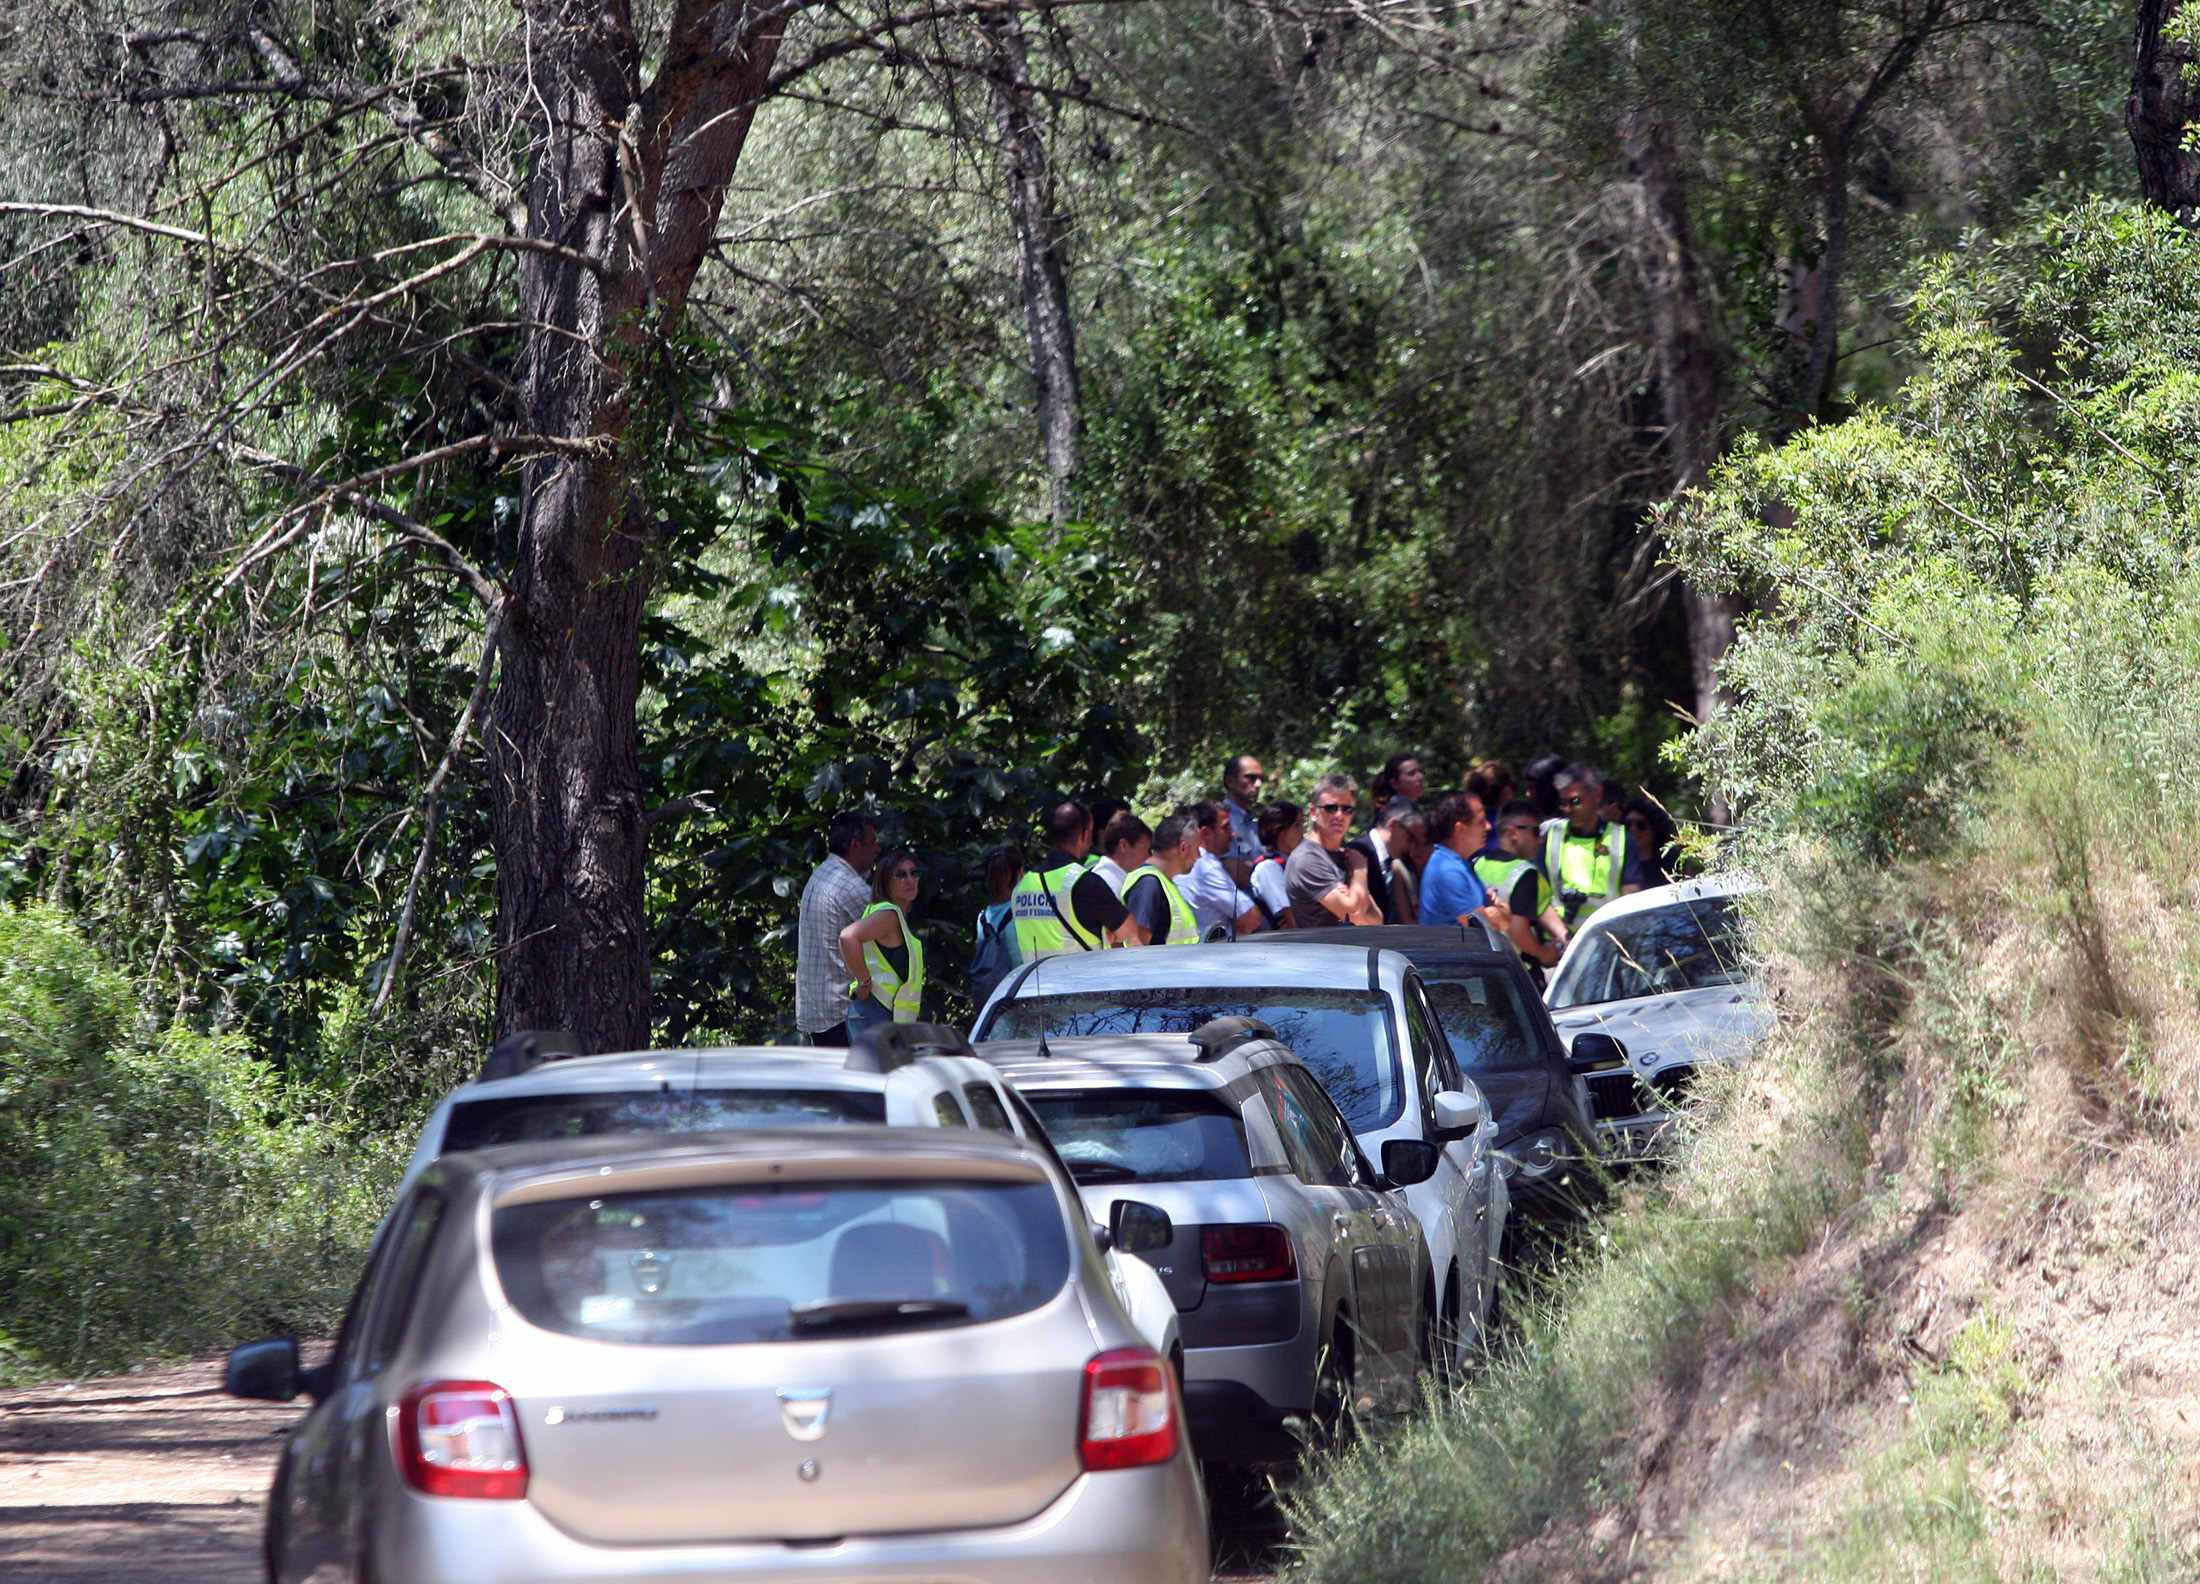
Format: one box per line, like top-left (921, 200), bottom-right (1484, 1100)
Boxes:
top-left (1420, 793), bottom-right (1511, 933)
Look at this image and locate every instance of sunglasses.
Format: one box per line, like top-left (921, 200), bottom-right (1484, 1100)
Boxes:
top-left (1316, 802), bottom-right (1355, 815)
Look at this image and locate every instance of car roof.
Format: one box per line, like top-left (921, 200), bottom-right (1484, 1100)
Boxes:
top-left (976, 1033), bottom-right (1286, 1091)
top-left (1272, 924), bottom-right (1524, 974)
top-left (992, 940), bottom-right (1408, 1000)
top-left (1575, 874), bottom-right (1760, 930)
top-left (434, 1123), bottom-right (1046, 1186)
top-left (441, 1046), bottom-right (997, 1106)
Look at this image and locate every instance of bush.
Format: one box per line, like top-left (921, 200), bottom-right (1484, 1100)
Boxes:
top-left (0, 905), bottom-right (396, 1380)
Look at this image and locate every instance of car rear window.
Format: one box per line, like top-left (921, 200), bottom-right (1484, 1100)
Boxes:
top-left (493, 1180), bottom-right (1070, 1345)
top-left (1025, 1090), bottom-right (1252, 1184)
top-left (1423, 974), bottom-right (1546, 1073)
top-left (983, 988), bottom-right (1402, 1132)
top-left (444, 1088), bottom-right (885, 1152)
top-left (1548, 897), bottom-right (1748, 1009)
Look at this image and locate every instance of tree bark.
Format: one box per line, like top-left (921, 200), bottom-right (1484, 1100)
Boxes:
top-left (2131, 0), bottom-right (2200, 225)
top-left (489, 0), bottom-right (785, 1051)
top-left (983, 15), bottom-right (1082, 527)
top-left (1620, 36), bottom-right (1737, 736)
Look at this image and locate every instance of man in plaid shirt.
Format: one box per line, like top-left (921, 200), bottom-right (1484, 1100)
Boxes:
top-left (796, 810), bottom-right (880, 1045)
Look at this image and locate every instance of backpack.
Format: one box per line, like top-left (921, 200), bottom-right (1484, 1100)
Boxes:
top-left (969, 902), bottom-right (1018, 1007)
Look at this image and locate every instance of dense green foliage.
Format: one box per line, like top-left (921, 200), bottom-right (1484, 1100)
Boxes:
top-left (0, 906), bottom-right (397, 1380)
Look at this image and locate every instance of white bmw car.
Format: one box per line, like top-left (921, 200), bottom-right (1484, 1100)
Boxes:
top-left (1545, 878), bottom-right (1771, 1158)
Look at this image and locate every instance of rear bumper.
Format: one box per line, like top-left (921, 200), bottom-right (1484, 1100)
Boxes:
top-left (360, 1460), bottom-right (1208, 1584)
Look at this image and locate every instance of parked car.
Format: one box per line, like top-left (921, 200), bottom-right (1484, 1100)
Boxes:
top-left (979, 1018), bottom-right (1435, 1466)
top-left (973, 942), bottom-right (1507, 1372)
top-left (389, 1027), bottom-right (1181, 1370)
top-left (1274, 926), bottom-right (1602, 1226)
top-left (1545, 877), bottom-right (1771, 1159)
top-left (226, 1128), bottom-right (1208, 1583)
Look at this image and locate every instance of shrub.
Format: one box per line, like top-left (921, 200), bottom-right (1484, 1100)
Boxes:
top-left (0, 905), bottom-right (396, 1380)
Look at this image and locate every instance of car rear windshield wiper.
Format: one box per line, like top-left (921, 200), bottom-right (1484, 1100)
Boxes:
top-left (787, 1298), bottom-right (972, 1331)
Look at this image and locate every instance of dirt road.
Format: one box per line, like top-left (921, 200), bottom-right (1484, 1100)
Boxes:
top-left (0, 1358), bottom-right (297, 1582)
top-left (0, 1355), bottom-right (1279, 1582)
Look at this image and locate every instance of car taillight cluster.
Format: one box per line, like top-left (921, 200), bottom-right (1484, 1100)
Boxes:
top-left (1200, 1223), bottom-right (1296, 1284)
top-left (394, 1381), bottom-right (529, 1500)
top-left (1079, 1348), bottom-right (1180, 1470)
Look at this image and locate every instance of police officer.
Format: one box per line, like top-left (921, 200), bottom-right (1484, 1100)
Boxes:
top-left (1010, 800), bottom-right (1143, 956)
top-left (1120, 811), bottom-right (1204, 946)
top-left (1540, 764), bottom-right (1637, 927)
top-left (1475, 801), bottom-right (1567, 975)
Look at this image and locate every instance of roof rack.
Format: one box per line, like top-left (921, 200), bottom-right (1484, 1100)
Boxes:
top-left (1186, 1015), bottom-right (1278, 1063)
top-left (478, 1029), bottom-right (585, 1083)
top-left (847, 1021), bottom-right (974, 1075)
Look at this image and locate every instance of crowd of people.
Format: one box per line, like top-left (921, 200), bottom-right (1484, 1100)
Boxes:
top-left (792, 751), bottom-right (1683, 1045)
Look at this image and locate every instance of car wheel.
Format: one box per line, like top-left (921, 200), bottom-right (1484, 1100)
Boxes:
top-left (1308, 1315), bottom-right (1357, 1452)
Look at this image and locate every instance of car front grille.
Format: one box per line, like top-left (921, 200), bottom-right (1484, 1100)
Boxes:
top-left (1646, 1063), bottom-right (1698, 1106)
top-left (1584, 1071), bottom-right (1643, 1122)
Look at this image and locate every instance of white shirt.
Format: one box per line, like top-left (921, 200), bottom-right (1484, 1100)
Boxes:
top-left (1249, 855), bottom-right (1291, 922)
top-left (1182, 849), bottom-right (1258, 938)
top-left (1090, 855), bottom-right (1131, 895)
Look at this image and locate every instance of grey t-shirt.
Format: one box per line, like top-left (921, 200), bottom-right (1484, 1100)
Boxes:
top-left (1286, 840), bottom-right (1349, 929)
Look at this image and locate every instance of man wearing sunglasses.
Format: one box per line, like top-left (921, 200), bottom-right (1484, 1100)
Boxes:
top-left (1286, 773), bottom-right (1383, 928)
top-left (1540, 763), bottom-right (1638, 928)
top-left (1220, 754), bottom-right (1266, 884)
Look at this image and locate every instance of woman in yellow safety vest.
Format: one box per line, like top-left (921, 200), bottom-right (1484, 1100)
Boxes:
top-left (838, 849), bottom-right (925, 1032)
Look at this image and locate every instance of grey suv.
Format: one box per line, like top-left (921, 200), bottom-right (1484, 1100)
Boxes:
top-left (979, 1018), bottom-right (1436, 1467)
top-left (225, 1128), bottom-right (1208, 1583)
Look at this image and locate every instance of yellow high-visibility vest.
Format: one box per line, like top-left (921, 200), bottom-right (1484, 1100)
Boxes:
top-left (852, 900), bottom-right (924, 1022)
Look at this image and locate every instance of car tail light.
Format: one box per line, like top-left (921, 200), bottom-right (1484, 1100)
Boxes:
top-left (1201, 1223), bottom-right (1296, 1284)
top-left (394, 1381), bottom-right (528, 1499)
top-left (1079, 1348), bottom-right (1179, 1470)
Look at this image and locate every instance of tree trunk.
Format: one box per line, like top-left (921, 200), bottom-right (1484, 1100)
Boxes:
top-left (489, 0), bottom-right (785, 1051)
top-left (983, 15), bottom-right (1082, 526)
top-left (2132, 0), bottom-right (2200, 224)
top-left (1620, 40), bottom-right (1736, 734)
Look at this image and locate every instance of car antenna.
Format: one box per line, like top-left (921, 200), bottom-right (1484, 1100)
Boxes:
top-left (1037, 1031), bottom-right (1054, 1061)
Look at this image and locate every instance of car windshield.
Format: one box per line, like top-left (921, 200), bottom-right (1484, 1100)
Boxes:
top-left (494, 1179), bottom-right (1069, 1345)
top-left (444, 1087), bottom-right (884, 1152)
top-left (1025, 1090), bottom-right (1252, 1184)
top-left (984, 988), bottom-right (1402, 1132)
top-left (1547, 896), bottom-right (1749, 1009)
top-left (1421, 973), bottom-right (1546, 1073)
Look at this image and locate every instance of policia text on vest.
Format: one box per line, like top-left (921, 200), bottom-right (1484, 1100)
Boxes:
top-left (1010, 855), bottom-right (1127, 956)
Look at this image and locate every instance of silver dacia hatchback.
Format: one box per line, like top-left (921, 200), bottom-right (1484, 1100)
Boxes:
top-left (225, 1127), bottom-right (1208, 1583)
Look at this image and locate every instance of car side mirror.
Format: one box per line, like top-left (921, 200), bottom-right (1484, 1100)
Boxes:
top-left (1110, 1199), bottom-right (1175, 1255)
top-left (1381, 1138), bottom-right (1441, 1187)
top-left (224, 1337), bottom-right (301, 1403)
top-left (1090, 1223), bottom-right (1115, 1256)
top-left (1431, 1089), bottom-right (1485, 1143)
top-left (1568, 1032), bottom-right (1628, 1074)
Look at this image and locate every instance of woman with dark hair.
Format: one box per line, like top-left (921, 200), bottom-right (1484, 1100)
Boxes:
top-left (1623, 797), bottom-right (1680, 887)
top-left (1372, 752), bottom-right (1427, 808)
top-left (837, 848), bottom-right (924, 1033)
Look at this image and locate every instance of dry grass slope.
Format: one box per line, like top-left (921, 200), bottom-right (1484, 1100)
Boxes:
top-left (1285, 807), bottom-right (2200, 1583)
